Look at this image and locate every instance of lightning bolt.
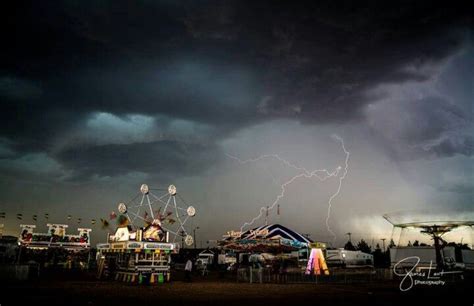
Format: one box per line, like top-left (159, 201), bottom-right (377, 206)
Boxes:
top-left (227, 135), bottom-right (349, 243)
top-left (325, 135), bottom-right (350, 243)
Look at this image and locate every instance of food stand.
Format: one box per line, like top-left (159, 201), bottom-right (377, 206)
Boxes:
top-left (18, 224), bottom-right (92, 270)
top-left (96, 235), bottom-right (178, 283)
top-left (19, 224), bottom-right (91, 250)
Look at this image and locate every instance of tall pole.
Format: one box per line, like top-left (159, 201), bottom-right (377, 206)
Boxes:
top-left (180, 230), bottom-right (185, 249)
top-left (193, 226), bottom-right (199, 249)
top-left (381, 238), bottom-right (386, 252)
top-left (346, 232), bottom-right (352, 243)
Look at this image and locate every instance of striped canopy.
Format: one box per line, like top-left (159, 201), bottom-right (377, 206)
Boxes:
top-left (240, 224), bottom-right (312, 244)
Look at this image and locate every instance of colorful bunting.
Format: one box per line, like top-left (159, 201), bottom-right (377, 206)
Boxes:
top-left (2, 211), bottom-right (105, 230)
top-left (109, 211), bottom-right (117, 220)
top-left (117, 215), bottom-right (129, 227)
top-left (100, 218), bottom-right (110, 229)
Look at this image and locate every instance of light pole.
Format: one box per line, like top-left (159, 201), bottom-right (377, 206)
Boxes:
top-left (193, 226), bottom-right (200, 249)
top-left (179, 230), bottom-right (186, 249)
top-left (346, 232), bottom-right (352, 243)
top-left (381, 238), bottom-right (386, 252)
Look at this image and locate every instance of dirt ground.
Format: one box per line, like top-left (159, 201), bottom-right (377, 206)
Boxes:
top-left (1, 275), bottom-right (472, 306)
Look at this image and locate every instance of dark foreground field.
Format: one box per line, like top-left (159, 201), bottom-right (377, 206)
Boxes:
top-left (2, 276), bottom-right (472, 306)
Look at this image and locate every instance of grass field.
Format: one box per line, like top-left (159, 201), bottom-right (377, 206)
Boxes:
top-left (1, 275), bottom-right (471, 306)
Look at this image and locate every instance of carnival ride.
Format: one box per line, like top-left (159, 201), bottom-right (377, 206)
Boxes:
top-left (383, 211), bottom-right (474, 270)
top-left (219, 224), bottom-right (330, 280)
top-left (96, 184), bottom-right (197, 283)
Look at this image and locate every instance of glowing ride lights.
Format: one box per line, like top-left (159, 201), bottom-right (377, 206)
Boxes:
top-left (227, 135), bottom-right (349, 243)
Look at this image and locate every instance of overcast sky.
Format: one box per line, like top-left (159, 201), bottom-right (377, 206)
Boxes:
top-left (0, 1), bottom-right (472, 246)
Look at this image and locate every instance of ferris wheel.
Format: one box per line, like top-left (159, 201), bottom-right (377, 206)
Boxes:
top-left (117, 184), bottom-right (197, 246)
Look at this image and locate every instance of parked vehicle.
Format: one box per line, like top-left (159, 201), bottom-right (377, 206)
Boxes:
top-left (326, 249), bottom-right (374, 267)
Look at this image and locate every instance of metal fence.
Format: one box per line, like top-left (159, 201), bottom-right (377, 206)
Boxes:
top-left (237, 267), bottom-right (393, 284)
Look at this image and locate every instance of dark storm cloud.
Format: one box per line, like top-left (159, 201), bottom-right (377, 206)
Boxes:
top-left (55, 140), bottom-right (221, 180)
top-left (0, 1), bottom-right (471, 179)
top-left (368, 93), bottom-right (473, 160)
top-left (181, 1), bottom-right (470, 122)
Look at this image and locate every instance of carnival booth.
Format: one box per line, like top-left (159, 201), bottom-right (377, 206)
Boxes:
top-left (96, 222), bottom-right (179, 283)
top-left (19, 224), bottom-right (91, 250)
top-left (18, 224), bottom-right (92, 269)
top-left (96, 184), bottom-right (197, 284)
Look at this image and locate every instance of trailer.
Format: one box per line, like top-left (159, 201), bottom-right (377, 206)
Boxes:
top-left (461, 249), bottom-right (474, 270)
top-left (389, 246), bottom-right (463, 270)
top-left (326, 249), bottom-right (373, 267)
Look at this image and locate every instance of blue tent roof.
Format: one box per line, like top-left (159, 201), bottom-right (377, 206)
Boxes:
top-left (240, 224), bottom-right (312, 244)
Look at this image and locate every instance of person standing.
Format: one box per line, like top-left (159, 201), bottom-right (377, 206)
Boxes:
top-left (185, 258), bottom-right (193, 282)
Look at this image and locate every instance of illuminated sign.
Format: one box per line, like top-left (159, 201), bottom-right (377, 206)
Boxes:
top-left (309, 242), bottom-right (327, 249)
top-left (19, 224), bottom-right (91, 248)
top-left (111, 243), bottom-right (126, 249)
top-left (144, 243), bottom-right (174, 250)
top-left (127, 242), bottom-right (143, 249)
top-left (97, 243), bottom-right (110, 249)
top-left (223, 230), bottom-right (242, 238)
top-left (250, 229), bottom-right (268, 237)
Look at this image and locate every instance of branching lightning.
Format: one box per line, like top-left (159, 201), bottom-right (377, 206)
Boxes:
top-left (227, 135), bottom-right (349, 243)
top-left (325, 135), bottom-right (350, 243)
